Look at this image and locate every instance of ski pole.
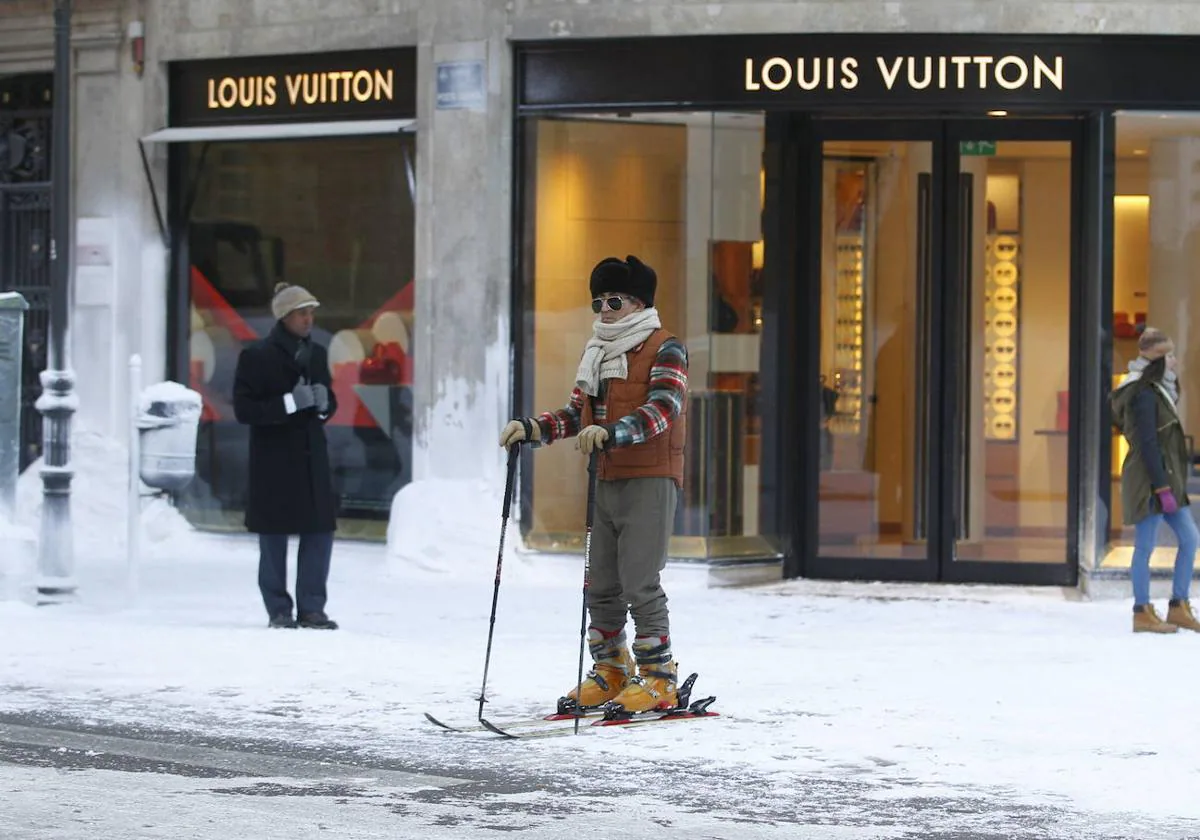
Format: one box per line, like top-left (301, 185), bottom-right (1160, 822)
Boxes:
top-left (476, 441), bottom-right (521, 722)
top-left (574, 450), bottom-right (599, 735)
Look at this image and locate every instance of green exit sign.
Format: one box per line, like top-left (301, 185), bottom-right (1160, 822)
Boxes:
top-left (960, 140), bottom-right (997, 156)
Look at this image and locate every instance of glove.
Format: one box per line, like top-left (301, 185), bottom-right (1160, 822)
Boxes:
top-left (499, 418), bottom-right (540, 448)
top-left (290, 381), bottom-right (316, 412)
top-left (1156, 488), bottom-right (1180, 514)
top-left (312, 383), bottom-right (330, 414)
top-left (577, 425), bottom-right (610, 455)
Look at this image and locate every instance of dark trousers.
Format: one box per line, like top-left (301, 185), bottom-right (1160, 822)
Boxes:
top-left (258, 532), bottom-right (334, 618)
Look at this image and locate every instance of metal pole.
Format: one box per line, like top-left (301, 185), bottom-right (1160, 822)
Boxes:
top-left (36, 0), bottom-right (76, 601)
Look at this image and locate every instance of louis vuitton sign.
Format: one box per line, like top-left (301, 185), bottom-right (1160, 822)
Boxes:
top-left (743, 54), bottom-right (1064, 94)
top-left (172, 48), bottom-right (416, 127)
top-left (518, 34), bottom-right (1200, 111)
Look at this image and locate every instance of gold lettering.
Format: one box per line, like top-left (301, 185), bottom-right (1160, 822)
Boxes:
top-left (339, 70), bottom-right (354, 101)
top-left (1034, 55), bottom-right (1063, 90)
top-left (351, 70), bottom-right (370, 101)
top-left (207, 78), bottom-right (218, 109)
top-left (286, 74), bottom-right (303, 105)
top-left (877, 56), bottom-right (903, 90)
top-left (744, 58), bottom-right (761, 91)
top-left (907, 56), bottom-right (932, 89)
top-left (736, 52), bottom-right (1063, 95)
top-left (761, 57), bottom-right (791, 91)
top-left (375, 68), bottom-right (394, 101)
top-left (264, 76), bottom-right (277, 106)
top-left (841, 57), bottom-right (858, 89)
top-left (303, 74), bottom-right (319, 104)
top-left (995, 56), bottom-right (1029, 90)
top-left (797, 58), bottom-right (820, 91)
top-left (237, 77), bottom-right (255, 108)
top-left (973, 56), bottom-right (994, 88)
top-left (217, 77), bottom-right (237, 108)
top-left (951, 56), bottom-right (971, 88)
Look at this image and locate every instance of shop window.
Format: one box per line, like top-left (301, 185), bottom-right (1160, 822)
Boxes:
top-left (178, 136), bottom-right (416, 538)
top-left (1105, 112), bottom-right (1200, 568)
top-left (518, 113), bottom-right (772, 558)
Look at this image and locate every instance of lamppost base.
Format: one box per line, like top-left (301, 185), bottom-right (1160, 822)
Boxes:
top-left (35, 576), bottom-right (78, 605)
top-left (35, 368), bottom-right (76, 599)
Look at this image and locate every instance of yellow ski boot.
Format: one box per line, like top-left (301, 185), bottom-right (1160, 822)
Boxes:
top-left (559, 627), bottom-right (634, 712)
top-left (607, 636), bottom-right (679, 714)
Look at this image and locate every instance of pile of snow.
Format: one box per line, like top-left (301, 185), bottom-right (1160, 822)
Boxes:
top-left (14, 424), bottom-right (197, 565)
top-left (0, 509), bottom-right (36, 601)
top-left (386, 478), bottom-right (532, 579)
top-left (138, 380), bottom-right (202, 422)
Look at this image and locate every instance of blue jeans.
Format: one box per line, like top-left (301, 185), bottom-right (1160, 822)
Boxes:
top-left (258, 532), bottom-right (334, 618)
top-left (1131, 507), bottom-right (1199, 607)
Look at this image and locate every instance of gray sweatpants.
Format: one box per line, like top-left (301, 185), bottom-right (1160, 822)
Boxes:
top-left (587, 476), bottom-right (678, 639)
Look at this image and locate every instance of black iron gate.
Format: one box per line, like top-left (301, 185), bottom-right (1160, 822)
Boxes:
top-left (0, 74), bottom-right (53, 471)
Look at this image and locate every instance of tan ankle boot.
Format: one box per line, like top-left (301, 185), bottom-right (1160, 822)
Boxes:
top-left (1133, 604), bottom-right (1179, 634)
top-left (1166, 600), bottom-right (1200, 632)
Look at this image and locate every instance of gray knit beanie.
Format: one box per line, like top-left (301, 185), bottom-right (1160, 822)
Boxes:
top-left (271, 282), bottom-right (320, 320)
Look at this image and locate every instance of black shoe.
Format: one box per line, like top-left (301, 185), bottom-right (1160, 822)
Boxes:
top-left (268, 614), bottom-right (297, 629)
top-left (298, 611), bottom-right (338, 630)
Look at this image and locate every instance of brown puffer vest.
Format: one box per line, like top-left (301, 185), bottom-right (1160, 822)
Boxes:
top-left (580, 328), bottom-right (686, 488)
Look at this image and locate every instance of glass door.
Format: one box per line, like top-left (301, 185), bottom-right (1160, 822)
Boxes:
top-left (813, 122), bottom-right (941, 580)
top-left (944, 122), bottom-right (1081, 581)
top-left (805, 118), bottom-right (1080, 584)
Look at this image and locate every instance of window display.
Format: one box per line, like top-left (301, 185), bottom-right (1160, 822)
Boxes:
top-left (517, 113), bottom-right (771, 558)
top-left (178, 135), bottom-right (416, 537)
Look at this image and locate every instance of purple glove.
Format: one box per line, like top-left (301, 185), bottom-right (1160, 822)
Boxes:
top-left (1156, 488), bottom-right (1180, 514)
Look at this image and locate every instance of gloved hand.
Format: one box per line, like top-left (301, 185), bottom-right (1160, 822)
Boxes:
top-left (499, 418), bottom-right (539, 448)
top-left (291, 381), bottom-right (316, 412)
top-left (577, 425), bottom-right (610, 455)
top-left (1156, 487), bottom-right (1180, 514)
top-left (312, 383), bottom-right (330, 414)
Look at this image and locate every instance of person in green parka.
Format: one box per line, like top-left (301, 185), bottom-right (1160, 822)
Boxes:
top-left (1111, 327), bottom-right (1200, 633)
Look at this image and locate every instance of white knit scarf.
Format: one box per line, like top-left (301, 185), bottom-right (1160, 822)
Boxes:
top-left (1120, 355), bottom-right (1180, 406)
top-left (574, 308), bottom-right (662, 397)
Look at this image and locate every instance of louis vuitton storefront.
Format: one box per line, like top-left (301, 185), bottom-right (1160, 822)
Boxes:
top-left (144, 48), bottom-right (419, 539)
top-left (512, 34), bottom-right (1200, 591)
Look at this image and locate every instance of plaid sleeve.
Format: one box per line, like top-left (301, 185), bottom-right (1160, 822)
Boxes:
top-left (535, 386), bottom-right (586, 444)
top-left (606, 338), bottom-right (689, 449)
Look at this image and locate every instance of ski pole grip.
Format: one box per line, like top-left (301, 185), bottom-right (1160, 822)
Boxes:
top-left (584, 451), bottom-right (598, 528)
top-left (502, 443), bottom-right (519, 513)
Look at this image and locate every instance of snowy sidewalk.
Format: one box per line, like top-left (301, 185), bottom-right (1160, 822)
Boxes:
top-left (2, 531), bottom-right (1199, 838)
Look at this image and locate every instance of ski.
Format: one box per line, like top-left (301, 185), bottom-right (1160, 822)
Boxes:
top-left (423, 708), bottom-right (604, 734)
top-left (480, 696), bottom-right (719, 739)
top-left (459, 673), bottom-right (717, 739)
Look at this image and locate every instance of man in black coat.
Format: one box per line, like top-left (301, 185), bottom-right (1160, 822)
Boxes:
top-left (233, 282), bottom-right (340, 630)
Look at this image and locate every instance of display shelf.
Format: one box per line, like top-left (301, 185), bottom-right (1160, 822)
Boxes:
top-left (983, 231), bottom-right (1021, 441)
top-left (831, 232), bottom-right (864, 436)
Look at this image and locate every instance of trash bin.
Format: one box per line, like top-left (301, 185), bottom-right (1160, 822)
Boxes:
top-left (137, 382), bottom-right (203, 492)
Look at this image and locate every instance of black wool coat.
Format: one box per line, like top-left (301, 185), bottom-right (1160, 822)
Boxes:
top-left (233, 322), bottom-right (339, 535)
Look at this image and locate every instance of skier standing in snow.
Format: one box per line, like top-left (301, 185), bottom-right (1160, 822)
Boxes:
top-left (233, 282), bottom-right (340, 630)
top-left (499, 255), bottom-right (688, 713)
top-left (1111, 327), bottom-right (1200, 633)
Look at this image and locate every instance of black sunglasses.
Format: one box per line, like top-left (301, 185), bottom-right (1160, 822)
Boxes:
top-left (591, 296), bottom-right (628, 314)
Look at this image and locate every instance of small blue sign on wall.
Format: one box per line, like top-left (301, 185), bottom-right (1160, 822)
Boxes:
top-left (436, 60), bottom-right (486, 111)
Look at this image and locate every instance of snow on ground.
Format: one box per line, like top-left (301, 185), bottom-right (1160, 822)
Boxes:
top-left (2, 429), bottom-right (1199, 836)
top-left (1, 524), bottom-right (1198, 833)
